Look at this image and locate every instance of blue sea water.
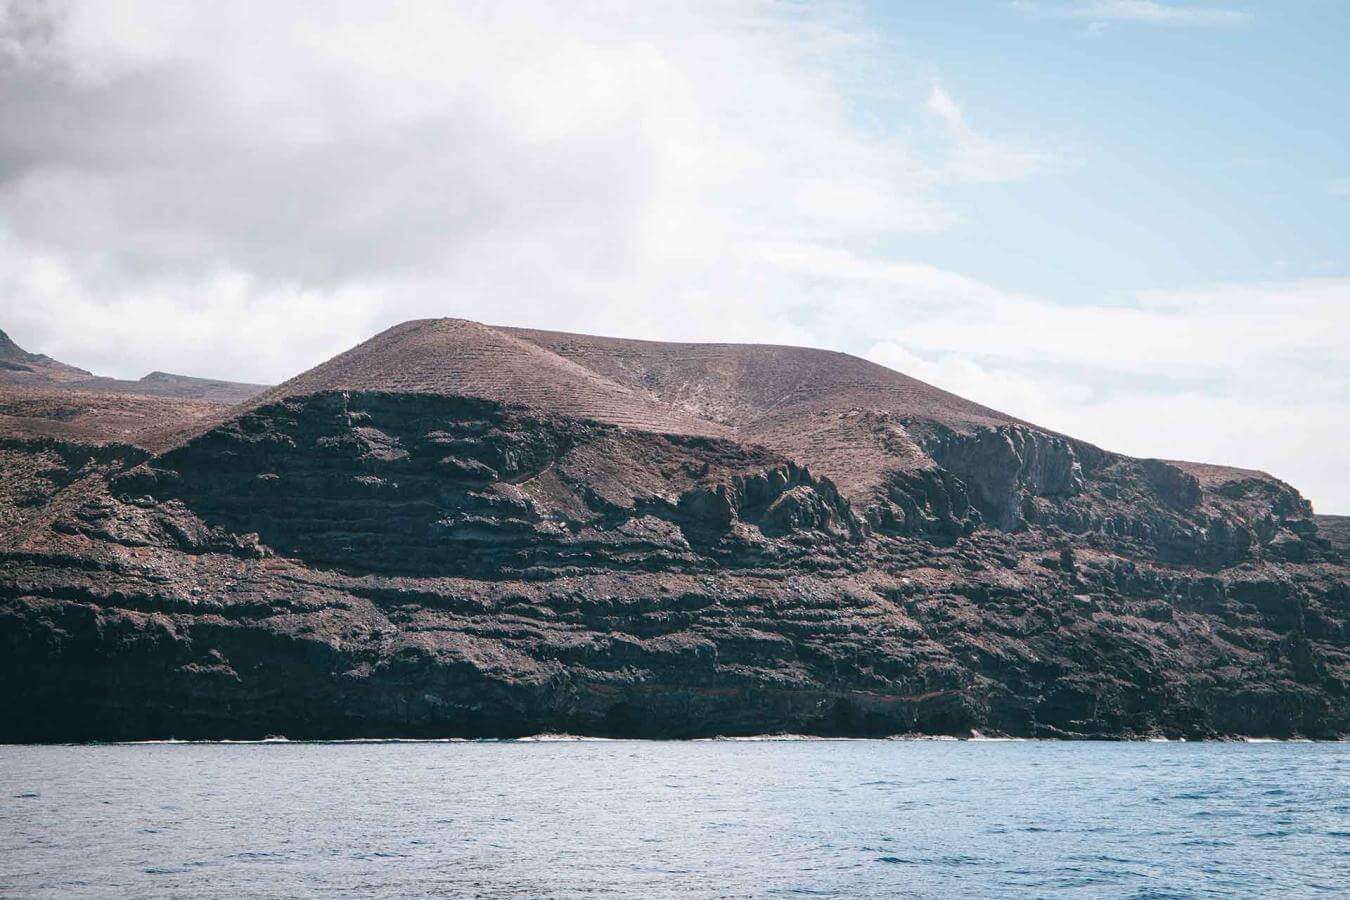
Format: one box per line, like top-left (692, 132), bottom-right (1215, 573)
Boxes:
top-left (1, 739), bottom-right (1346, 898)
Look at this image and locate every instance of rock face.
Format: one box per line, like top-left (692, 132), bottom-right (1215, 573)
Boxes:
top-left (1, 319), bottom-right (1346, 741)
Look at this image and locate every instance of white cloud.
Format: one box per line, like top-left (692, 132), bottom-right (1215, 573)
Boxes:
top-left (0, 1), bottom-right (1343, 512)
top-left (925, 82), bottom-right (1058, 185)
top-left (0, 241), bottom-right (387, 385)
top-left (927, 83), bottom-right (967, 132)
top-left (0, 0), bottom-right (1047, 383)
top-left (1017, 1), bottom-right (1251, 26)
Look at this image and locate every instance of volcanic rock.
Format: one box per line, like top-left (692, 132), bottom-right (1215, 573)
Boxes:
top-left (1, 319), bottom-right (1345, 741)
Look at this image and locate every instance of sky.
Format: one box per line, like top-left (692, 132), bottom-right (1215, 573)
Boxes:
top-left (0, 0), bottom-right (1346, 511)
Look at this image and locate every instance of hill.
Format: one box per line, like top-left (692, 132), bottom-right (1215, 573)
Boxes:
top-left (0, 318), bottom-right (1344, 741)
top-left (0, 327), bottom-right (93, 383)
top-left (228, 319), bottom-right (727, 438)
top-left (0, 327), bottom-right (267, 414)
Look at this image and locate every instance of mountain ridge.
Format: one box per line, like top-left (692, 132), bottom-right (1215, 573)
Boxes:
top-left (0, 327), bottom-right (269, 405)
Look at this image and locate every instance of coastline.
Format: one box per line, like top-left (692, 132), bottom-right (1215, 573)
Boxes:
top-left (3, 733), bottom-right (1339, 747)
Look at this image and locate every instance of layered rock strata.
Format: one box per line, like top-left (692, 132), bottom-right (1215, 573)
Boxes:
top-left (1, 320), bottom-right (1344, 741)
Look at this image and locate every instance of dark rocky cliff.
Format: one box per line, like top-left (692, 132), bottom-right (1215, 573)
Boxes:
top-left (1, 320), bottom-right (1345, 741)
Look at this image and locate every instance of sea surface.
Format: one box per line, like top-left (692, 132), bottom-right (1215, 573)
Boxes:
top-left (1, 739), bottom-right (1346, 898)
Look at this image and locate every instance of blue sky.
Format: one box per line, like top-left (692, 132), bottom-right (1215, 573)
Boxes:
top-left (864, 1), bottom-right (1349, 300)
top-left (0, 1), bottom-right (1345, 509)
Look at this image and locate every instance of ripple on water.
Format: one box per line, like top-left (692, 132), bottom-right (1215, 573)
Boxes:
top-left (1, 741), bottom-right (1346, 899)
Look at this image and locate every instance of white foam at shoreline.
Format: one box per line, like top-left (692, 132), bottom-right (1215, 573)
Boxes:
top-left (88, 731), bottom-right (1339, 746)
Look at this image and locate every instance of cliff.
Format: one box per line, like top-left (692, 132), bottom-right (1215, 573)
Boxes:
top-left (1, 319), bottom-right (1345, 741)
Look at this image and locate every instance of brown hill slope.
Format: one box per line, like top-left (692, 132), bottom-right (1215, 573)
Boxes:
top-left (0, 328), bottom-right (268, 409)
top-left (226, 319), bottom-right (727, 439)
top-left (0, 385), bottom-right (233, 451)
top-left (503, 325), bottom-right (1018, 431)
top-left (235, 319), bottom-right (1296, 538)
top-left (0, 328), bottom-right (92, 383)
top-left (504, 325), bottom-right (1033, 510)
top-left (189, 318), bottom-right (1036, 509)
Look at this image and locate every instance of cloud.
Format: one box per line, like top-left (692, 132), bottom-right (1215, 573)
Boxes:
top-left (925, 82), bottom-right (1058, 184)
top-left (1017, 1), bottom-right (1251, 26)
top-left (1331, 178), bottom-right (1350, 197)
top-left (926, 83), bottom-right (967, 132)
top-left (0, 247), bottom-right (386, 389)
top-left (0, 0), bottom-right (1049, 382)
top-left (0, 1), bottom-right (1343, 511)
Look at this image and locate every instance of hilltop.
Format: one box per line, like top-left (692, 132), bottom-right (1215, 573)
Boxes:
top-left (0, 327), bottom-right (93, 383)
top-left (0, 318), bottom-right (1344, 741)
top-left (0, 328), bottom-right (268, 446)
top-left (226, 319), bottom-right (727, 438)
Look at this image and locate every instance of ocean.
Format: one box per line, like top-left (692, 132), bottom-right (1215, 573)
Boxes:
top-left (2, 739), bottom-right (1346, 897)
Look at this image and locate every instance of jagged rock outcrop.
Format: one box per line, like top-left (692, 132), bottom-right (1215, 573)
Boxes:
top-left (0, 319), bottom-right (1345, 741)
top-left (919, 423), bottom-right (1085, 531)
